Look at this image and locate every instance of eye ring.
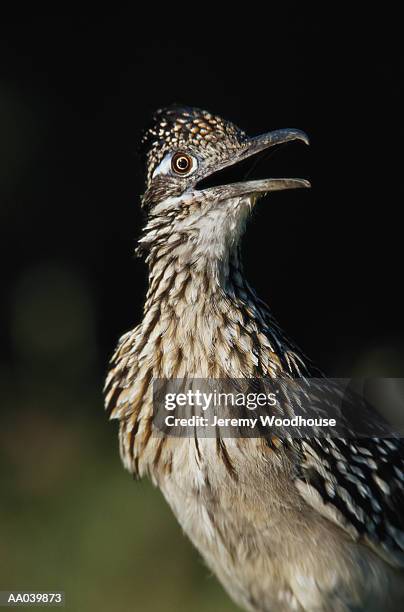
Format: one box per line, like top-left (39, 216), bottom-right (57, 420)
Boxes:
top-left (171, 152), bottom-right (194, 176)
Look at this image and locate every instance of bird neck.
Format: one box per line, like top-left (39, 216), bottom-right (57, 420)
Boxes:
top-left (145, 244), bottom-right (244, 309)
top-left (140, 197), bottom-right (253, 311)
top-left (139, 235), bottom-right (311, 380)
top-left (136, 201), bottom-right (315, 379)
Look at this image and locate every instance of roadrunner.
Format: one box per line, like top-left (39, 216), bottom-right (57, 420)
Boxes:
top-left (105, 106), bottom-right (404, 611)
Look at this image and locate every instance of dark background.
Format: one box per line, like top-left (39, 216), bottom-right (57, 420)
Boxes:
top-left (0, 5), bottom-right (403, 611)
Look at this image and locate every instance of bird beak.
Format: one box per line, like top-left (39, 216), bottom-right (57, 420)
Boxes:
top-left (197, 128), bottom-right (310, 197)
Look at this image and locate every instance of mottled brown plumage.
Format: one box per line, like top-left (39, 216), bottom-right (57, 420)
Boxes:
top-left (105, 107), bottom-right (404, 611)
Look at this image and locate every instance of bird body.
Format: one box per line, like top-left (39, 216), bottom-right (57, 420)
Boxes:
top-left (105, 107), bottom-right (404, 611)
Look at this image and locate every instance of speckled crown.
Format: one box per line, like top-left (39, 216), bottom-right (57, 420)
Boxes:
top-left (140, 106), bottom-right (247, 186)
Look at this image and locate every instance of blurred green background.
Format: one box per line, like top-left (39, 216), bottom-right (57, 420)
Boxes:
top-left (0, 264), bottom-right (234, 612)
top-left (1, 6), bottom-right (403, 612)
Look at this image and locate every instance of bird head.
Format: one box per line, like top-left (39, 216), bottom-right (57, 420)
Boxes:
top-left (138, 106), bottom-right (310, 264)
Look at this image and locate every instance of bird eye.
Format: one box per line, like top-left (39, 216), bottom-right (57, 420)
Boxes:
top-left (171, 152), bottom-right (195, 176)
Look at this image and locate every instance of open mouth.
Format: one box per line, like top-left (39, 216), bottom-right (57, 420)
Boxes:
top-left (195, 128), bottom-right (311, 197)
top-left (196, 145), bottom-right (287, 190)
